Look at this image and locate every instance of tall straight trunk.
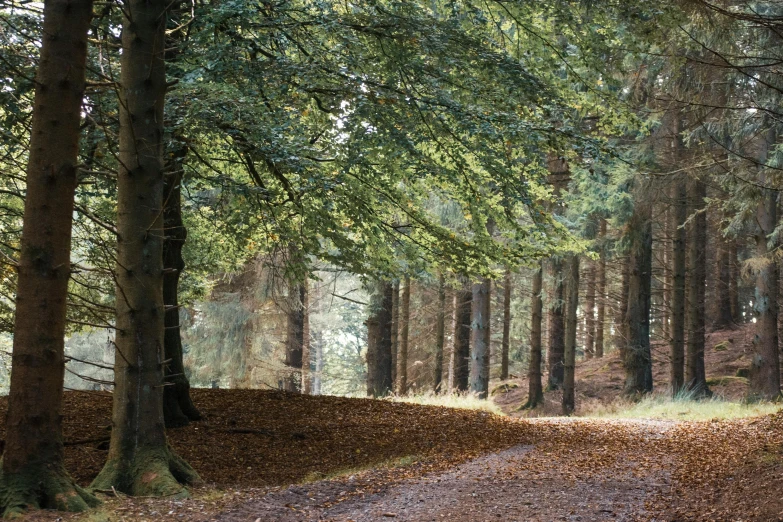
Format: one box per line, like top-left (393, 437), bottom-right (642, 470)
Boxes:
top-left (595, 220), bottom-right (607, 358)
top-left (714, 231), bottom-right (734, 330)
top-left (312, 330), bottom-right (323, 395)
top-left (563, 255), bottom-right (580, 414)
top-left (547, 258), bottom-right (566, 390)
top-left (671, 173), bottom-right (687, 394)
top-left (729, 239), bottom-right (741, 323)
top-left (302, 287), bottom-right (311, 394)
top-left (685, 176), bottom-right (710, 396)
top-left (749, 170), bottom-right (780, 400)
top-left (526, 263), bottom-right (545, 407)
top-left (92, 0), bottom-right (200, 496)
top-left (284, 281), bottom-right (306, 393)
top-left (662, 206), bottom-right (671, 342)
top-left (452, 284), bottom-right (472, 391)
top-left (500, 270), bottom-right (512, 380)
top-left (366, 281), bottom-right (394, 397)
top-left (584, 259), bottom-right (596, 359)
top-left (1, 1), bottom-right (98, 514)
top-left (623, 201), bottom-right (654, 396)
top-left (434, 274), bottom-right (446, 392)
top-left (391, 280), bottom-right (399, 386)
top-left (397, 276), bottom-right (411, 395)
top-left (162, 148), bottom-right (202, 426)
top-left (470, 278), bottom-right (491, 398)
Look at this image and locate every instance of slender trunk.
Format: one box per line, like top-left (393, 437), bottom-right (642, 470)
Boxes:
top-left (1, 1), bottom-right (98, 514)
top-left (584, 258), bottom-right (596, 359)
top-left (547, 258), bottom-right (566, 390)
top-left (302, 287), bottom-right (311, 394)
top-left (714, 232), bottom-right (734, 330)
top-left (729, 239), bottom-right (741, 323)
top-left (312, 330), bottom-right (323, 395)
top-left (284, 281), bottom-right (306, 393)
top-left (526, 263), bottom-right (545, 407)
top-left (615, 256), bottom-right (630, 357)
top-left (470, 278), bottom-right (491, 398)
top-left (434, 274), bottom-right (446, 392)
top-left (563, 256), bottom-right (580, 414)
top-left (671, 173), bottom-right (687, 394)
top-left (500, 270), bottom-right (512, 380)
top-left (749, 176), bottom-right (780, 400)
top-left (162, 148), bottom-right (202, 425)
top-left (391, 280), bottom-right (399, 386)
top-left (366, 281), bottom-right (394, 397)
top-left (685, 176), bottom-right (710, 396)
top-left (662, 206), bottom-right (671, 342)
top-left (623, 201), bottom-right (653, 396)
top-left (452, 283), bottom-right (472, 391)
top-left (397, 277), bottom-right (411, 395)
top-left (92, 0), bottom-right (201, 496)
top-left (595, 220), bottom-right (607, 358)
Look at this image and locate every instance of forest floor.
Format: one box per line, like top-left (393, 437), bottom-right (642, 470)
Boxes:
top-left (7, 382), bottom-right (783, 521)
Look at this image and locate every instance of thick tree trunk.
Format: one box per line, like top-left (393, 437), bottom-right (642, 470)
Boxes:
top-left (397, 277), bottom-right (411, 395)
top-left (563, 256), bottom-right (580, 414)
top-left (1, 1), bottom-right (99, 514)
top-left (452, 284), bottom-right (472, 391)
top-left (547, 258), bottom-right (566, 390)
top-left (162, 142), bottom-right (201, 427)
top-left (749, 186), bottom-right (780, 400)
top-left (595, 220), bottom-right (607, 358)
top-left (284, 281), bottom-right (306, 393)
top-left (366, 281), bottom-right (394, 397)
top-left (615, 256), bottom-right (630, 357)
top-left (434, 274), bottom-right (446, 392)
top-left (500, 270), bottom-right (512, 380)
top-left (391, 280), bottom-right (399, 386)
top-left (470, 278), bottom-right (491, 398)
top-left (623, 202), bottom-right (654, 396)
top-left (525, 263), bottom-right (545, 408)
top-left (671, 173), bottom-right (687, 394)
top-left (584, 259), bottom-right (596, 359)
top-left (92, 0), bottom-right (201, 496)
top-left (685, 176), bottom-right (710, 396)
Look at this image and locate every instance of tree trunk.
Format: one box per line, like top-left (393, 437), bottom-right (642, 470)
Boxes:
top-left (685, 176), bottom-right (710, 396)
top-left (452, 284), bottom-right (472, 391)
top-left (623, 201), bottom-right (654, 396)
top-left (434, 274), bottom-right (446, 392)
top-left (563, 255), bottom-right (580, 414)
top-left (615, 256), bottom-right (630, 357)
top-left (284, 281), bottom-right (306, 393)
top-left (470, 278), bottom-right (491, 398)
top-left (714, 232), bottom-right (734, 330)
top-left (397, 276), bottom-right (411, 395)
top-left (1, 1), bottom-right (98, 514)
top-left (162, 141), bottom-right (202, 427)
top-left (729, 239), bottom-right (741, 324)
top-left (525, 263), bottom-right (545, 408)
top-left (584, 259), bottom-right (596, 360)
top-left (749, 183), bottom-right (780, 400)
top-left (595, 220), bottom-right (607, 358)
top-left (92, 0), bottom-right (201, 496)
top-left (312, 330), bottom-right (323, 395)
top-left (391, 280), bottom-right (399, 386)
top-left (671, 173), bottom-right (687, 395)
top-left (500, 270), bottom-right (512, 380)
top-left (547, 258), bottom-right (566, 390)
top-left (366, 281), bottom-right (394, 397)
top-left (302, 287), bottom-right (311, 394)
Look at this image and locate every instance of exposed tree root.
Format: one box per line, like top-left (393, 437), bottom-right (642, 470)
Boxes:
top-left (90, 446), bottom-right (201, 498)
top-left (0, 460), bottom-right (99, 518)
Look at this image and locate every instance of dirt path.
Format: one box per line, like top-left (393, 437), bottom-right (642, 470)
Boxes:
top-left (212, 418), bottom-right (678, 522)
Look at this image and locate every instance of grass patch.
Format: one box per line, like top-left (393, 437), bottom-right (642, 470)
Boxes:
top-left (389, 391), bottom-right (504, 415)
top-left (584, 394), bottom-right (781, 421)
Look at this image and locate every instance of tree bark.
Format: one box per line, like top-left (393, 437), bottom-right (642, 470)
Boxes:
top-left (547, 258), bottom-right (566, 390)
top-left (397, 276), bottom-right (411, 395)
top-left (714, 231), bottom-right (734, 330)
top-left (584, 259), bottom-right (595, 359)
top-left (302, 287), bottom-right (311, 394)
top-left (452, 283), bottom-right (472, 391)
top-left (671, 172), bottom-right (687, 395)
top-left (563, 255), bottom-right (580, 414)
top-left (500, 270), bottom-right (512, 380)
top-left (1, 1), bottom-right (99, 514)
top-left (391, 280), bottom-right (399, 386)
top-left (595, 220), bottom-right (607, 358)
top-left (366, 281), bottom-right (394, 397)
top-left (284, 281), bottom-right (306, 393)
top-left (470, 278), bottom-right (491, 398)
top-left (434, 274), bottom-right (446, 392)
top-left (729, 239), bottom-right (741, 323)
top-left (92, 0), bottom-right (201, 496)
top-left (312, 330), bottom-right (323, 395)
top-left (623, 201), bottom-right (654, 396)
top-left (525, 263), bottom-right (545, 408)
top-left (685, 175), bottom-right (710, 396)
top-left (162, 140), bottom-right (201, 427)
top-left (749, 178), bottom-right (780, 400)
top-left (615, 256), bottom-right (630, 358)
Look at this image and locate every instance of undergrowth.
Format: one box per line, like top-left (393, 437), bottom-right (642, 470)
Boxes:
top-left (389, 391), bottom-right (504, 415)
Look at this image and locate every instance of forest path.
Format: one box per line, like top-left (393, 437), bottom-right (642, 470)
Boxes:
top-left (213, 418), bottom-right (682, 522)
